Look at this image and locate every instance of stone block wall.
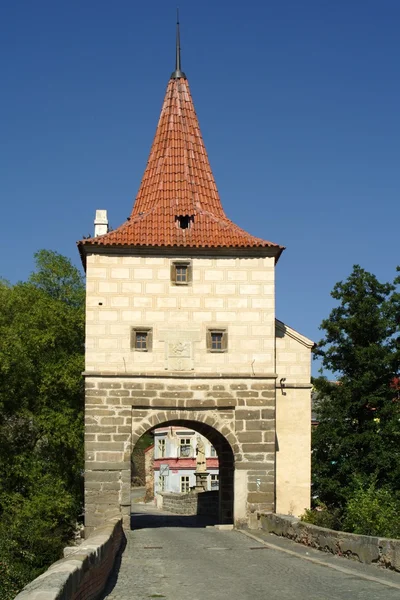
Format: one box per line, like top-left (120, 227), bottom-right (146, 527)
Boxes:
top-left (261, 513), bottom-right (400, 572)
top-left (84, 375), bottom-right (277, 532)
top-left (275, 320), bottom-right (313, 516)
top-left (161, 491), bottom-right (218, 516)
top-left (85, 253), bottom-right (275, 375)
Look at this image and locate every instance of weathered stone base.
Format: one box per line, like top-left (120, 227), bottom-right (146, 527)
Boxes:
top-left (158, 490), bottom-right (218, 516)
top-left (85, 374), bottom-right (277, 531)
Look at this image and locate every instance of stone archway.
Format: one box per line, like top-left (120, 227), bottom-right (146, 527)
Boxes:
top-left (84, 375), bottom-right (277, 536)
top-left (132, 413), bottom-right (236, 523)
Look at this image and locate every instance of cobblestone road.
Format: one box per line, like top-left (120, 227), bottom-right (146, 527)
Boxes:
top-left (101, 505), bottom-right (400, 600)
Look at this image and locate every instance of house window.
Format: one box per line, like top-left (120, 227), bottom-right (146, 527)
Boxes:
top-left (171, 261), bottom-right (192, 285)
top-left (180, 475), bottom-right (190, 493)
top-left (179, 438), bottom-right (192, 458)
top-left (206, 328), bottom-right (228, 352)
top-left (131, 327), bottom-right (153, 352)
top-left (159, 475), bottom-right (166, 492)
top-left (157, 438), bottom-right (166, 458)
top-left (210, 446), bottom-right (217, 457)
top-left (210, 474), bottom-right (219, 490)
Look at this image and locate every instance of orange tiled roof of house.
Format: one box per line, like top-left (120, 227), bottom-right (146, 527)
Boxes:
top-left (78, 28), bottom-right (284, 259)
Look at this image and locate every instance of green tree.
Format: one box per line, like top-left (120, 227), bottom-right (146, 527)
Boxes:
top-left (312, 265), bottom-right (400, 509)
top-left (0, 251), bottom-right (85, 599)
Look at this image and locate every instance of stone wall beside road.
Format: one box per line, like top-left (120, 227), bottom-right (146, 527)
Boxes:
top-left (14, 517), bottom-right (123, 600)
top-left (261, 513), bottom-right (400, 572)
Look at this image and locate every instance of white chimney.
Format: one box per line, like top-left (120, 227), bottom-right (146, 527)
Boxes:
top-left (94, 210), bottom-right (109, 237)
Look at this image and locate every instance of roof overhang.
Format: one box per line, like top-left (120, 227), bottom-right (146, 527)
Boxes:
top-left (77, 241), bottom-right (284, 271)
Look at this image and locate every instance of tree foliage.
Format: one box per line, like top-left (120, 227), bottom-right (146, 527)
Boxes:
top-left (0, 251), bottom-right (85, 599)
top-left (312, 265), bottom-right (400, 510)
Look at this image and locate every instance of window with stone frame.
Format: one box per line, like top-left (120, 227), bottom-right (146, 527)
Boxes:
top-left (180, 475), bottom-right (190, 493)
top-left (170, 260), bottom-right (192, 285)
top-left (210, 445), bottom-right (217, 457)
top-left (157, 438), bottom-right (166, 458)
top-left (131, 327), bottom-right (153, 352)
top-left (179, 438), bottom-right (192, 458)
top-left (206, 328), bottom-right (228, 352)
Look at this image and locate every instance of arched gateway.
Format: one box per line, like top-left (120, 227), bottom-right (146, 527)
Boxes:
top-left (133, 416), bottom-right (235, 524)
top-left (78, 23), bottom-right (314, 536)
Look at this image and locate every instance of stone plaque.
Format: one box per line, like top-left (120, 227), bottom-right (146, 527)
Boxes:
top-left (166, 340), bottom-right (193, 371)
top-left (159, 329), bottom-right (200, 371)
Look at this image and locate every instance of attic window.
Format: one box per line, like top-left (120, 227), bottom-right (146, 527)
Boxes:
top-left (171, 261), bottom-right (192, 285)
top-left (176, 215), bottom-right (194, 229)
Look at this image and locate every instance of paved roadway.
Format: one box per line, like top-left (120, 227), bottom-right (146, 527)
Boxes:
top-left (101, 504), bottom-right (400, 600)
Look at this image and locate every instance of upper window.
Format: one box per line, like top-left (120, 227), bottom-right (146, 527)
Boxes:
top-left (210, 446), bottom-right (217, 457)
top-left (210, 474), bottom-right (219, 490)
top-left (179, 438), bottom-right (192, 458)
top-left (131, 327), bottom-right (153, 352)
top-left (171, 261), bottom-right (192, 285)
top-left (157, 438), bottom-right (166, 458)
top-left (207, 328), bottom-right (228, 352)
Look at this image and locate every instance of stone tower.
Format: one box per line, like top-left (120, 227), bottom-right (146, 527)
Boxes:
top-left (78, 23), bottom-right (313, 534)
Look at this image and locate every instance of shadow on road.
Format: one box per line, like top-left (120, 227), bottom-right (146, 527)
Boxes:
top-left (98, 534), bottom-right (127, 600)
top-left (131, 508), bottom-right (219, 530)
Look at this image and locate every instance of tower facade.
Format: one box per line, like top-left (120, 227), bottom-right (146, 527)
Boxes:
top-left (78, 29), bottom-right (313, 533)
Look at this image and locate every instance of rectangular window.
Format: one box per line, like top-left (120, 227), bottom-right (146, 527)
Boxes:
top-left (158, 438), bottom-right (166, 458)
top-left (210, 446), bottom-right (217, 457)
top-left (131, 327), bottom-right (153, 352)
top-left (210, 474), bottom-right (219, 490)
top-left (171, 261), bottom-right (192, 285)
top-left (180, 475), bottom-right (190, 493)
top-left (206, 328), bottom-right (228, 352)
top-left (179, 438), bottom-right (192, 458)
top-left (211, 332), bottom-right (223, 350)
top-left (159, 475), bottom-right (166, 492)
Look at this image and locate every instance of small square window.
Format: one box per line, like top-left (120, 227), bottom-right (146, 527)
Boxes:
top-left (207, 328), bottom-right (228, 352)
top-left (176, 265), bottom-right (188, 283)
top-left (171, 261), bottom-right (192, 285)
top-left (131, 327), bottom-right (153, 352)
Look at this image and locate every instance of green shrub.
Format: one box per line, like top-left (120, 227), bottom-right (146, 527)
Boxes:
top-left (342, 480), bottom-right (400, 538)
top-left (301, 502), bottom-right (343, 530)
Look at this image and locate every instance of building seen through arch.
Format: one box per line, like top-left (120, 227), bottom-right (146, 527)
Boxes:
top-left (78, 22), bottom-right (314, 535)
top-left (152, 426), bottom-right (219, 494)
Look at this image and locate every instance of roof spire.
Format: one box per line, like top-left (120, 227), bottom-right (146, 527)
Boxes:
top-left (171, 8), bottom-right (186, 80)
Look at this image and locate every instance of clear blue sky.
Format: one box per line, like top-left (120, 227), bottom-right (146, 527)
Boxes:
top-left (1, 1), bottom-right (399, 375)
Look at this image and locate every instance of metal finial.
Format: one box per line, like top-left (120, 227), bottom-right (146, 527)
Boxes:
top-left (171, 8), bottom-right (186, 79)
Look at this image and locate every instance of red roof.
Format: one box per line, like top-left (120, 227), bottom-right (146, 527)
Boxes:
top-left (78, 76), bottom-right (284, 257)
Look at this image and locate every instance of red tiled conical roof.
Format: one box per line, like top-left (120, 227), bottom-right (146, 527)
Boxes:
top-left (78, 75), bottom-right (284, 256)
